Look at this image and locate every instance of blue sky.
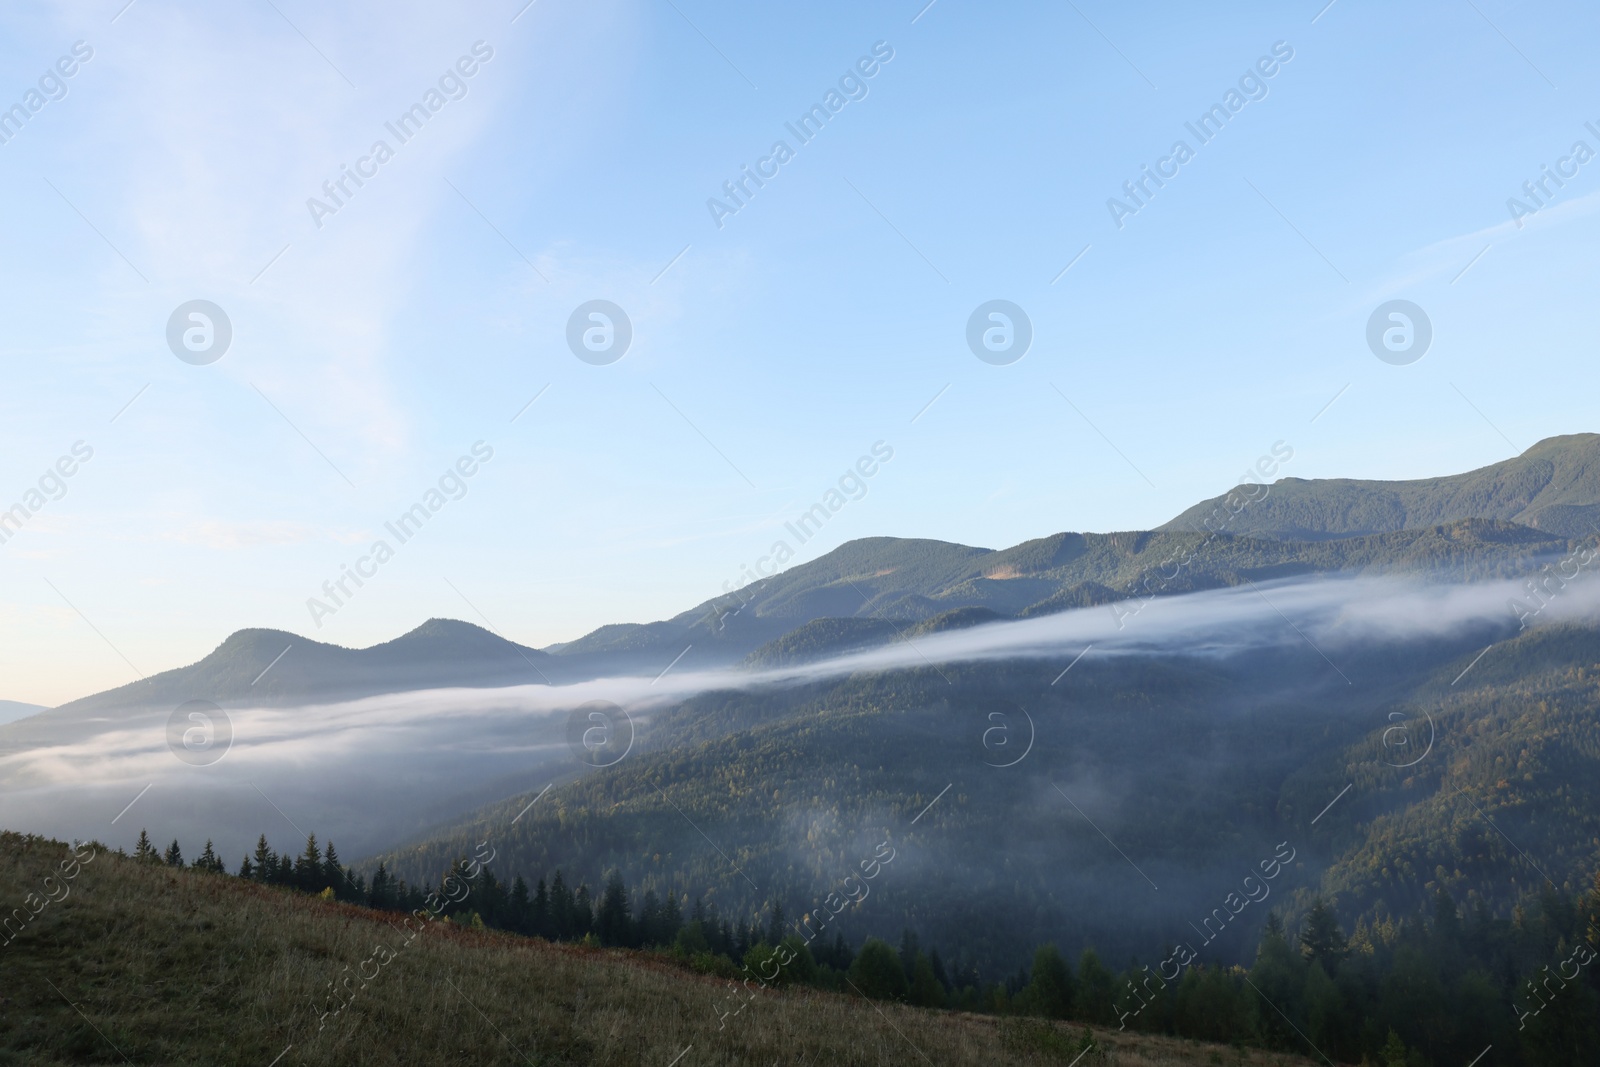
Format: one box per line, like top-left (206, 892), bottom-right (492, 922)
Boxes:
top-left (1, 0), bottom-right (1596, 704)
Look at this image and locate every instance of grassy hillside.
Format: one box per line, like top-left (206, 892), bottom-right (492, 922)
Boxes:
top-left (0, 833), bottom-right (1317, 1067)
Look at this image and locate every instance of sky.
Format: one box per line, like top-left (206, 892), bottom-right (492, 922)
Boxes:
top-left (1, 0), bottom-right (1597, 706)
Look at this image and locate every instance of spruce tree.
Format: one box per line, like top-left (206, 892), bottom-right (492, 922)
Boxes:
top-left (661, 891), bottom-right (683, 945)
top-left (194, 840), bottom-right (219, 872)
top-left (832, 932), bottom-right (854, 972)
top-left (910, 952), bottom-right (947, 1008)
top-left (164, 839), bottom-right (183, 867)
top-left (572, 884), bottom-right (594, 939)
top-left (1298, 899), bottom-right (1349, 971)
top-left (369, 862), bottom-right (391, 909)
top-left (898, 929), bottom-right (920, 983)
top-left (509, 876), bottom-right (531, 936)
top-left (295, 834), bottom-right (322, 893)
top-left (134, 829), bottom-right (158, 863)
top-left (252, 835), bottom-right (274, 881)
top-left (322, 842), bottom-right (345, 899)
top-left (549, 872), bottom-right (573, 940)
top-left (636, 888), bottom-right (661, 947)
top-left (593, 871), bottom-right (622, 943)
top-left (766, 902), bottom-right (786, 948)
top-left (1586, 868), bottom-right (1600, 949)
top-left (531, 877), bottom-right (550, 939)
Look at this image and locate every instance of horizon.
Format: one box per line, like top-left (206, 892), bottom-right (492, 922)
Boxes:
top-left (21, 427), bottom-right (1590, 710)
top-left (5, 1), bottom-right (1600, 706)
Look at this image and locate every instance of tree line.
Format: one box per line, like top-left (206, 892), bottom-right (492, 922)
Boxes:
top-left (127, 829), bottom-right (1600, 1066)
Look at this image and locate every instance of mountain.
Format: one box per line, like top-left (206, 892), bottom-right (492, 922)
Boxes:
top-left (1163, 432), bottom-right (1600, 540)
top-left (52, 618), bottom-right (553, 712)
top-left (19, 434), bottom-right (1599, 723)
top-left (0, 700), bottom-right (44, 726)
top-left (377, 616), bottom-right (1600, 980)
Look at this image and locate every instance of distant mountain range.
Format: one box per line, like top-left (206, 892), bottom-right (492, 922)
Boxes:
top-left (0, 700), bottom-right (44, 726)
top-left (23, 433), bottom-right (1600, 716)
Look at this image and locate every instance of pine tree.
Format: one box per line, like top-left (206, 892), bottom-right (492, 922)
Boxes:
top-left (238, 856), bottom-right (254, 879)
top-left (164, 839), bottom-right (184, 867)
top-left (1298, 898), bottom-right (1349, 971)
top-left (661, 890), bottom-right (683, 946)
top-left (194, 840), bottom-right (219, 872)
top-left (766, 902), bottom-right (786, 948)
top-left (899, 929), bottom-right (921, 983)
top-left (531, 877), bottom-right (550, 939)
top-left (635, 887), bottom-right (660, 947)
top-left (830, 932), bottom-right (854, 973)
top-left (549, 872), bottom-right (573, 940)
top-left (369, 862), bottom-right (392, 909)
top-left (910, 952), bottom-right (947, 1008)
top-left (1586, 868), bottom-right (1600, 948)
top-left (295, 834), bottom-right (323, 893)
top-left (322, 842), bottom-right (345, 899)
top-left (479, 868), bottom-right (507, 928)
top-left (572, 884), bottom-right (594, 938)
top-left (1381, 1028), bottom-right (1408, 1067)
top-left (134, 829), bottom-right (159, 863)
top-left (509, 876), bottom-right (531, 936)
top-left (252, 835), bottom-right (274, 881)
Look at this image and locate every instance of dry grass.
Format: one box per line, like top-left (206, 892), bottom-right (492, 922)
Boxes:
top-left (0, 834), bottom-right (1324, 1066)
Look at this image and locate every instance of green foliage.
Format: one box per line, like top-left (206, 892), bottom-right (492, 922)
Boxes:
top-left (910, 952), bottom-right (947, 1008)
top-left (849, 938), bottom-right (909, 1001)
top-left (1021, 944), bottom-right (1073, 1019)
top-left (1076, 948), bottom-right (1116, 1025)
top-left (1298, 899), bottom-right (1348, 970)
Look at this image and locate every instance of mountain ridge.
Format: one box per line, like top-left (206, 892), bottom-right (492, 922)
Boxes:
top-left (20, 433), bottom-right (1600, 716)
top-left (1163, 431), bottom-right (1600, 540)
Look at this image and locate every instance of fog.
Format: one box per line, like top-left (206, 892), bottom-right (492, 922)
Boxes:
top-left (0, 570), bottom-right (1590, 864)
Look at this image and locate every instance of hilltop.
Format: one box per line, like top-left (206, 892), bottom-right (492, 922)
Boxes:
top-left (1164, 432), bottom-right (1600, 540)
